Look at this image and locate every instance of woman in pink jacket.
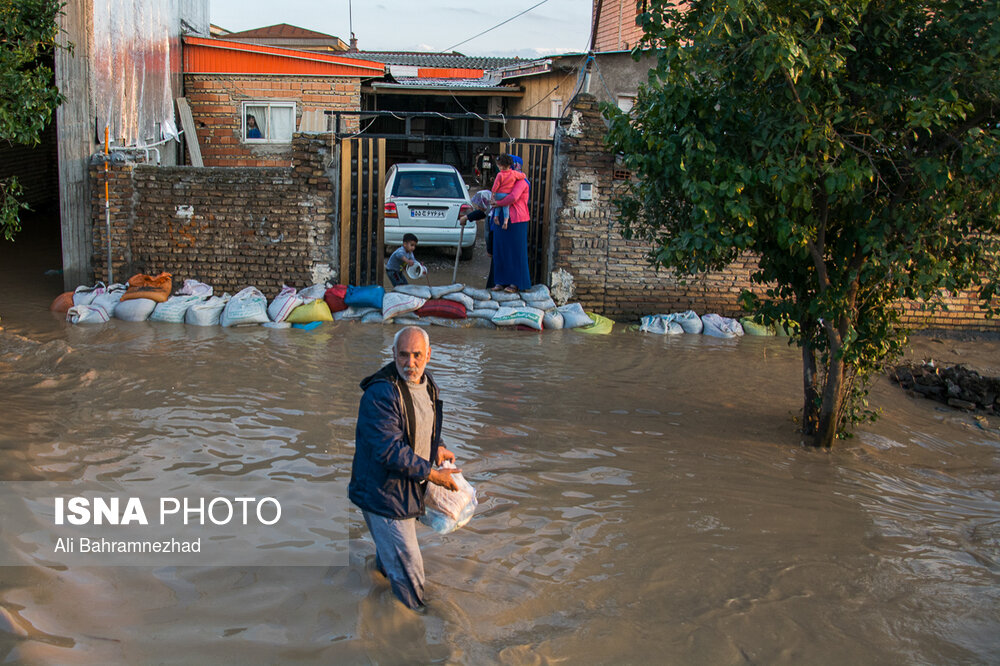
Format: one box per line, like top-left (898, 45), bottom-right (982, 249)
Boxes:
top-left (490, 154), bottom-right (532, 292)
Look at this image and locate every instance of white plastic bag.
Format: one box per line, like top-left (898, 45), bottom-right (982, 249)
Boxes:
top-left (114, 298), bottom-right (157, 322)
top-left (73, 282), bottom-right (106, 306)
top-left (442, 291), bottom-right (474, 311)
top-left (420, 461), bottom-right (477, 534)
top-left (394, 284), bottom-right (432, 300)
top-left (492, 305), bottom-right (545, 330)
top-left (429, 283), bottom-right (464, 299)
top-left (674, 310), bottom-right (703, 334)
top-left (558, 303), bottom-right (594, 329)
top-left (178, 279), bottom-right (213, 298)
top-left (543, 308), bottom-right (564, 330)
top-left (472, 299), bottom-right (499, 311)
top-left (701, 313), bottom-right (744, 338)
top-left (462, 286), bottom-right (492, 301)
top-left (220, 287), bottom-right (269, 327)
top-left (67, 304), bottom-right (110, 324)
top-left (383, 291), bottom-right (426, 319)
top-left (640, 314), bottom-right (684, 335)
top-left (186, 294), bottom-right (229, 326)
top-left (150, 295), bottom-right (203, 323)
top-left (268, 285), bottom-right (304, 322)
top-left (91, 283), bottom-right (127, 314)
top-left (297, 283), bottom-right (328, 303)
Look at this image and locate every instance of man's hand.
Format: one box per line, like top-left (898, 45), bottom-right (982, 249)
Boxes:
top-left (436, 446), bottom-right (456, 465)
top-left (427, 467), bottom-right (461, 491)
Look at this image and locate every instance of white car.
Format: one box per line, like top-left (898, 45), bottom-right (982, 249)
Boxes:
top-left (383, 163), bottom-right (475, 260)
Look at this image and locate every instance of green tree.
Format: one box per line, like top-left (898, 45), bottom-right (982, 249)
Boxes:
top-left (605, 0), bottom-right (1000, 447)
top-left (1, 0), bottom-right (64, 241)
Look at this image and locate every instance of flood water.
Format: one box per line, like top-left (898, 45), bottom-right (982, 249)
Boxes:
top-left (1, 226), bottom-right (999, 664)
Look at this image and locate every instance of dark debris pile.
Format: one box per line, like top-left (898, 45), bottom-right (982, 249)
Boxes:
top-left (890, 362), bottom-right (1000, 413)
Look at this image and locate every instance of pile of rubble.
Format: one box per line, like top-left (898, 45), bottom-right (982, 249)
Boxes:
top-left (890, 362), bottom-right (1000, 413)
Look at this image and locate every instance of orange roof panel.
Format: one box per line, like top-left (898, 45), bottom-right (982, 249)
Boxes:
top-left (183, 36), bottom-right (384, 77)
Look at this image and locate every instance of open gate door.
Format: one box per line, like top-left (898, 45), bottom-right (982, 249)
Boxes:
top-left (339, 138), bottom-right (386, 286)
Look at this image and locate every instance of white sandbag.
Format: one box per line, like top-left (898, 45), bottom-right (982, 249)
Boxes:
top-left (701, 313), bottom-right (744, 338)
top-left (674, 310), bottom-right (703, 334)
top-left (67, 304), bottom-right (110, 324)
top-left (490, 290), bottom-right (522, 303)
top-left (150, 295), bottom-right (203, 323)
top-left (114, 298), bottom-right (157, 322)
top-left (185, 295), bottom-right (229, 326)
top-left (178, 279), bottom-right (213, 298)
top-left (558, 303), bottom-right (594, 329)
top-left (469, 318), bottom-right (497, 329)
top-left (392, 314), bottom-right (430, 326)
top-left (220, 287), bottom-right (269, 327)
top-left (462, 286), bottom-right (492, 301)
top-left (424, 316), bottom-right (477, 328)
top-left (467, 308), bottom-right (499, 320)
top-left (297, 283), bottom-right (328, 303)
top-left (73, 282), bottom-right (106, 306)
top-left (521, 284), bottom-right (551, 301)
top-left (505, 299), bottom-right (527, 308)
top-left (442, 291), bottom-right (474, 311)
top-left (640, 314), bottom-right (684, 335)
top-left (473, 299), bottom-right (499, 311)
top-left (361, 311), bottom-right (384, 324)
top-left (394, 284), bottom-right (432, 299)
top-left (334, 306), bottom-right (378, 321)
top-left (430, 283), bottom-right (464, 299)
top-left (383, 291), bottom-right (426, 319)
top-left (420, 461), bottom-right (477, 534)
top-left (492, 305), bottom-right (545, 331)
top-left (543, 308), bottom-right (564, 330)
top-left (268, 285), bottom-right (303, 322)
top-left (91, 283), bottom-right (127, 314)
top-left (524, 296), bottom-right (557, 311)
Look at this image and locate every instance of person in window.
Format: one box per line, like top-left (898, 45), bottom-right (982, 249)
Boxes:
top-left (246, 114), bottom-right (263, 139)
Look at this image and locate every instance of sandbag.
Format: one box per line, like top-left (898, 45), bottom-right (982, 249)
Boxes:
top-left (543, 308), bottom-right (564, 330)
top-left (286, 299), bottom-right (333, 323)
top-left (324, 285), bottom-right (349, 313)
top-left (114, 298), bottom-right (157, 322)
top-left (424, 316), bottom-right (477, 328)
top-left (334, 306), bottom-right (378, 321)
top-left (392, 314), bottom-right (430, 326)
top-left (739, 316), bottom-right (775, 336)
top-left (429, 283), bottom-right (464, 299)
top-left (577, 312), bottom-right (614, 335)
top-left (91, 284), bottom-right (127, 314)
top-left (50, 291), bottom-right (75, 313)
top-left (524, 296), bottom-right (557, 311)
top-left (492, 305), bottom-right (544, 330)
top-left (73, 282), bottom-right (106, 306)
top-left (150, 295), bottom-right (203, 323)
top-left (420, 461), bottom-right (477, 534)
top-left (473, 299), bottom-right (499, 311)
top-left (383, 292), bottom-right (426, 320)
top-left (701, 313), bottom-right (744, 338)
top-left (298, 284), bottom-right (328, 303)
top-left (220, 287), bottom-right (269, 327)
top-left (490, 290), bottom-right (522, 303)
top-left (177, 279), bottom-right (213, 298)
top-left (558, 303), bottom-right (594, 329)
top-left (521, 284), bottom-right (551, 301)
top-left (462, 286), bottom-right (492, 301)
top-left (394, 284), bottom-right (432, 300)
top-left (640, 314), bottom-right (684, 335)
top-left (67, 304), bottom-right (110, 324)
top-left (470, 318), bottom-right (498, 329)
top-left (442, 291), bottom-right (474, 311)
top-left (185, 295), bottom-right (229, 326)
top-left (417, 299), bottom-right (467, 319)
top-left (121, 272), bottom-right (172, 303)
top-left (467, 308), bottom-right (499, 320)
top-left (505, 300), bottom-right (527, 308)
top-left (674, 310), bottom-right (703, 334)
top-left (344, 285), bottom-right (384, 310)
top-left (268, 285), bottom-right (304, 322)
top-left (361, 311), bottom-right (384, 324)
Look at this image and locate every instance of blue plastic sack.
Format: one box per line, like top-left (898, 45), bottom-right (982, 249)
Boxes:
top-left (344, 285), bottom-right (385, 310)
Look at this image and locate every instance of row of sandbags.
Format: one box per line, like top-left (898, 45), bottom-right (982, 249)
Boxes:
top-left (52, 274), bottom-right (604, 332)
top-left (639, 310), bottom-right (793, 338)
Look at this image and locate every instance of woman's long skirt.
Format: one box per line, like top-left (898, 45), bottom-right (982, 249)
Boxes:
top-left (491, 221), bottom-right (531, 290)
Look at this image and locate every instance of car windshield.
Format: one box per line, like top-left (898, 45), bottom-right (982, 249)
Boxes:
top-left (392, 171), bottom-right (464, 199)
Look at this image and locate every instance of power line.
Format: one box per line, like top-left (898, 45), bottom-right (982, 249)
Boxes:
top-left (441, 0), bottom-right (552, 53)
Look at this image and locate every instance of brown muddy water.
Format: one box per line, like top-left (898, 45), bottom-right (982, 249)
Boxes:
top-left (1, 225), bottom-right (999, 664)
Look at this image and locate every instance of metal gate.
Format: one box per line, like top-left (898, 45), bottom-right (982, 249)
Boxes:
top-left (338, 137), bottom-right (386, 286)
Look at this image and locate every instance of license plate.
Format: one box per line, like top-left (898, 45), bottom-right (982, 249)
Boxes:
top-left (410, 209), bottom-right (446, 219)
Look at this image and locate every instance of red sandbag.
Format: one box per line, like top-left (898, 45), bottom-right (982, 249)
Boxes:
top-left (120, 272), bottom-right (172, 303)
top-left (50, 291), bottom-right (74, 313)
top-left (324, 285), bottom-right (348, 313)
top-left (416, 299), bottom-right (467, 319)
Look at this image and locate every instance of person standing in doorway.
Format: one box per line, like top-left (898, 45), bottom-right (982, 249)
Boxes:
top-left (349, 326), bottom-right (460, 612)
top-left (490, 155), bottom-right (532, 292)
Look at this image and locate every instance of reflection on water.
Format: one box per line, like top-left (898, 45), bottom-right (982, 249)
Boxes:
top-left (1, 300), bottom-right (999, 663)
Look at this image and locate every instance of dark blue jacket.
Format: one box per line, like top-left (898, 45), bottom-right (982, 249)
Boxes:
top-left (348, 362), bottom-right (443, 519)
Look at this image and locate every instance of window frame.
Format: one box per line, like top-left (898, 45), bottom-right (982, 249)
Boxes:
top-left (241, 101), bottom-right (297, 144)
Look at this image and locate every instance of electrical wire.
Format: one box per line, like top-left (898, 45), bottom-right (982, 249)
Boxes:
top-left (441, 0), bottom-right (552, 53)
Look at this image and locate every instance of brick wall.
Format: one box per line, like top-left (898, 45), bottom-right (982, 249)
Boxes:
top-left (184, 74), bottom-right (361, 167)
top-left (551, 95), bottom-right (1000, 332)
top-left (90, 135), bottom-right (337, 297)
top-left (0, 122), bottom-right (59, 209)
top-left (593, 0), bottom-right (647, 52)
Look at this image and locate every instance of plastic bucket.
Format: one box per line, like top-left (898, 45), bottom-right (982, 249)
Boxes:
top-left (406, 262), bottom-right (427, 280)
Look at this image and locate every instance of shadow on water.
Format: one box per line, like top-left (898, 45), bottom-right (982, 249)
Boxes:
top-left (1, 223), bottom-right (998, 663)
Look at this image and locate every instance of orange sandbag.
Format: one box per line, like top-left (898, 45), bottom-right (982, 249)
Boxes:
top-left (50, 291), bottom-right (75, 313)
top-left (120, 272), bottom-right (172, 303)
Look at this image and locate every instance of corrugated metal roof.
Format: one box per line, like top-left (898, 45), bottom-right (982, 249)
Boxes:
top-left (183, 36), bottom-right (384, 76)
top-left (222, 24), bottom-right (338, 40)
top-left (340, 51), bottom-right (523, 69)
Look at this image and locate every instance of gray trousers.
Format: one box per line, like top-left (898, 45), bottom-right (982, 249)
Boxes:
top-left (362, 510), bottom-right (425, 609)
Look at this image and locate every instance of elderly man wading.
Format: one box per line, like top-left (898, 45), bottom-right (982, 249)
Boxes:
top-left (349, 326), bottom-right (461, 611)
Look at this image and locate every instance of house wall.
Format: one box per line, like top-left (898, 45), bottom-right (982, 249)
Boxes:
top-left (90, 135), bottom-right (338, 296)
top-left (184, 74), bottom-right (361, 167)
top-left (592, 0), bottom-right (646, 52)
top-left (551, 95), bottom-right (1000, 332)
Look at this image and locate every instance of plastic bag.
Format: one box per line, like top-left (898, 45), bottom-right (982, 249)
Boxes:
top-left (442, 291), bottom-right (474, 311)
top-left (150, 295), bottom-right (204, 323)
top-left (543, 308), bottom-right (564, 330)
top-left (285, 299), bottom-right (333, 323)
top-left (67, 304), bottom-right (110, 324)
top-left (701, 313), bottom-right (744, 338)
top-left (383, 291), bottom-right (426, 319)
top-left (186, 294), bottom-right (229, 326)
top-left (674, 310), bottom-right (703, 334)
top-left (394, 284), bottom-right (432, 300)
top-left (178, 279), bottom-right (213, 298)
top-left (558, 303), bottom-right (594, 329)
top-left (121, 272), bottom-right (172, 303)
top-left (220, 287), bottom-right (269, 327)
top-left (268, 285), bottom-right (303, 322)
top-left (429, 283), bottom-right (464, 299)
top-left (344, 285), bottom-right (385, 309)
top-left (640, 314), bottom-right (684, 335)
top-left (739, 316), bottom-right (775, 336)
top-left (114, 298), bottom-right (157, 322)
top-left (462, 286), bottom-right (492, 301)
top-left (492, 305), bottom-right (544, 330)
top-left (420, 461), bottom-right (477, 534)
top-left (297, 283), bottom-right (328, 303)
top-left (73, 282), bottom-right (106, 306)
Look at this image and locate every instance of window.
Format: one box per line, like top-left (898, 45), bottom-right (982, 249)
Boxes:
top-left (242, 102), bottom-right (296, 143)
top-left (617, 95), bottom-right (636, 113)
top-left (391, 171), bottom-right (464, 199)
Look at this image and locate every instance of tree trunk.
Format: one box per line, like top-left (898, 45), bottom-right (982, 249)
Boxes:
top-left (801, 345), bottom-right (820, 436)
top-left (815, 346), bottom-right (846, 448)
